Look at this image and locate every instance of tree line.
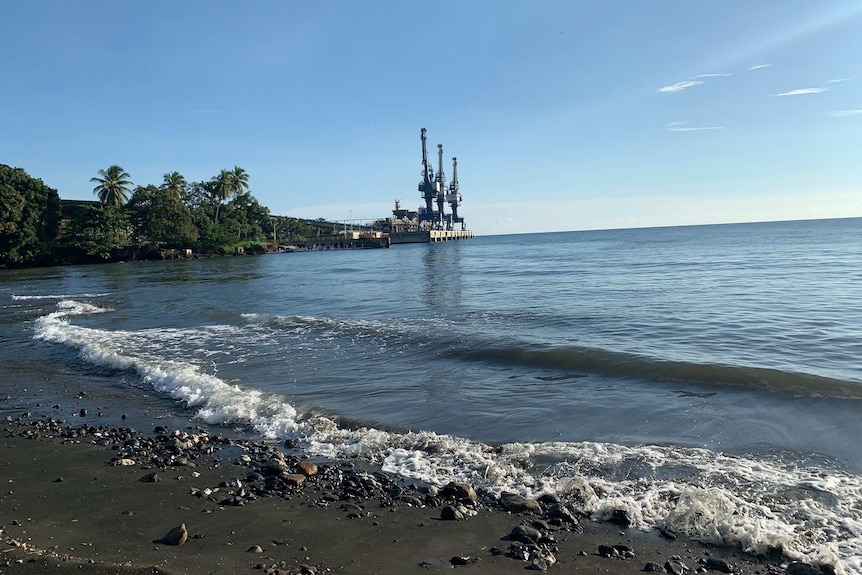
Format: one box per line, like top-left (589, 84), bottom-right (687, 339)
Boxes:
top-left (0, 163), bottom-right (341, 267)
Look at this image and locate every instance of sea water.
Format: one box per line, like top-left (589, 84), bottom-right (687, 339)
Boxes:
top-left (2, 218), bottom-right (861, 572)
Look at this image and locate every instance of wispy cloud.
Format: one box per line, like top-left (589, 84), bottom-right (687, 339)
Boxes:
top-left (666, 121), bottom-right (724, 132)
top-left (749, 64), bottom-right (771, 71)
top-left (657, 80), bottom-right (705, 93)
top-left (774, 87), bottom-right (829, 97)
top-left (832, 109), bottom-right (862, 117)
top-left (828, 77), bottom-right (853, 84)
top-left (695, 73), bottom-right (732, 78)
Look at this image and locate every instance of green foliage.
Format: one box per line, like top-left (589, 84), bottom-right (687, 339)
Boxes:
top-left (0, 164), bottom-right (61, 265)
top-left (61, 205), bottom-right (130, 261)
top-left (91, 165), bottom-right (133, 207)
top-left (3, 163), bottom-right (349, 266)
top-left (162, 171), bottom-right (187, 200)
top-left (127, 185), bottom-right (198, 249)
top-left (211, 166), bottom-right (250, 224)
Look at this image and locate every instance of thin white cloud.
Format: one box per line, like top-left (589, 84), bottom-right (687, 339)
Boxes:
top-left (657, 80), bottom-right (705, 93)
top-left (749, 64), bottom-right (771, 71)
top-left (832, 110), bottom-right (862, 117)
top-left (695, 73), bottom-right (732, 78)
top-left (666, 121), bottom-right (724, 132)
top-left (774, 87), bottom-right (829, 97)
top-left (828, 77), bottom-right (853, 84)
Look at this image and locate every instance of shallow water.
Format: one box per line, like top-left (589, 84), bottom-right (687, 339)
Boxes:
top-left (2, 218), bottom-right (861, 572)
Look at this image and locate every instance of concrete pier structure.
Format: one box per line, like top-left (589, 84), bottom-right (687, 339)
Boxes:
top-left (389, 230), bottom-right (475, 244)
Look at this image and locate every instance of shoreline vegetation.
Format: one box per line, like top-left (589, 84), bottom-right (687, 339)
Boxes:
top-left (1, 412), bottom-right (811, 575)
top-left (1, 163), bottom-right (372, 269)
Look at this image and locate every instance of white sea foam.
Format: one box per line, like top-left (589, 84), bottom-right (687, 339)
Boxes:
top-left (35, 301), bottom-right (862, 574)
top-left (12, 293), bottom-right (111, 301)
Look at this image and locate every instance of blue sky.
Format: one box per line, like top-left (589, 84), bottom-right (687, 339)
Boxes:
top-left (2, 1), bottom-right (861, 235)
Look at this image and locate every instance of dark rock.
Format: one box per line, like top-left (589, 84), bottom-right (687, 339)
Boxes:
top-left (266, 458), bottom-right (289, 475)
top-left (298, 461), bottom-right (318, 477)
top-left (546, 504), bottom-right (579, 525)
top-left (442, 481), bottom-right (477, 503)
top-left (139, 472), bottom-right (160, 483)
top-left (599, 544), bottom-right (619, 558)
top-left (247, 545), bottom-right (263, 553)
top-left (440, 505), bottom-right (464, 521)
top-left (160, 524), bottom-right (188, 546)
top-left (609, 509), bottom-right (632, 528)
top-left (283, 473), bottom-right (306, 486)
top-left (613, 544), bottom-right (636, 558)
top-left (644, 562), bottom-right (665, 572)
top-left (395, 494), bottom-right (424, 506)
top-left (528, 558), bottom-right (548, 571)
top-left (510, 524), bottom-right (543, 543)
top-left (450, 556), bottom-right (473, 566)
top-left (500, 492), bottom-right (543, 514)
top-left (537, 493), bottom-right (560, 507)
top-left (665, 559), bottom-right (689, 575)
top-left (704, 558), bottom-right (734, 573)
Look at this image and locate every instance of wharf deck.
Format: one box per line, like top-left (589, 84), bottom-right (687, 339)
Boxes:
top-left (389, 230), bottom-right (475, 244)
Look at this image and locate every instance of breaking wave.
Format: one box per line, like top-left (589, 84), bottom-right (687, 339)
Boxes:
top-left (29, 299), bottom-right (862, 573)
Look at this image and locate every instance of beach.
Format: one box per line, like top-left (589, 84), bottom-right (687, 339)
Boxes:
top-left (1, 413), bottom-right (790, 575)
top-left (3, 221), bottom-right (861, 574)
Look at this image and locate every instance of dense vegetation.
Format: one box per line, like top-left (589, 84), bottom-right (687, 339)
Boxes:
top-left (0, 163), bottom-right (345, 268)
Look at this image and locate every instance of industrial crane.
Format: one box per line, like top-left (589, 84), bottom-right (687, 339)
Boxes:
top-left (446, 157), bottom-right (464, 230)
top-left (414, 128), bottom-right (466, 231)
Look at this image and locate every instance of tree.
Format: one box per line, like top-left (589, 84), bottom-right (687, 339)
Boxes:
top-left (228, 165), bottom-right (249, 197)
top-left (220, 192), bottom-right (269, 242)
top-left (128, 185), bottom-right (198, 249)
top-left (211, 166), bottom-right (250, 224)
top-left (0, 164), bottom-right (62, 265)
top-left (61, 204), bottom-right (130, 261)
top-left (161, 171), bottom-right (187, 200)
top-left (91, 165), bottom-right (133, 207)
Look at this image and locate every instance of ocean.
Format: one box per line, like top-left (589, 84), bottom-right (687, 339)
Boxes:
top-left (2, 217), bottom-right (861, 572)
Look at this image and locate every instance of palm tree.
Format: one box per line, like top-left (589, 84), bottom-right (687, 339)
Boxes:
top-left (228, 165), bottom-right (249, 197)
top-left (91, 165), bottom-right (133, 207)
top-left (161, 171), bottom-right (187, 200)
top-left (212, 169), bottom-right (232, 224)
top-left (211, 166), bottom-right (250, 223)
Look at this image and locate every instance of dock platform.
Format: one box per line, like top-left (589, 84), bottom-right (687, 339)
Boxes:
top-left (389, 230), bottom-right (475, 244)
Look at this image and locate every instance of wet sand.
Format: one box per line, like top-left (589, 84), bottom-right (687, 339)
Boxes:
top-left (0, 418), bottom-right (792, 575)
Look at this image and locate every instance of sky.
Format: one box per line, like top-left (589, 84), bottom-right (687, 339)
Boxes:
top-left (2, 1), bottom-right (862, 236)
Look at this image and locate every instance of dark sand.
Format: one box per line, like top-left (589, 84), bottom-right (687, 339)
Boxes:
top-left (0, 419), bottom-right (791, 575)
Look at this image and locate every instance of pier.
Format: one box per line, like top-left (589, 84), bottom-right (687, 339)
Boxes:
top-left (389, 230), bottom-right (475, 244)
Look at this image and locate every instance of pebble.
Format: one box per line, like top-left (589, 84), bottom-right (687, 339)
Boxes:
top-left (160, 524), bottom-right (188, 546)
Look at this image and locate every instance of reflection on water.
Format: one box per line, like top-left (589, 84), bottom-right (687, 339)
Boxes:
top-left (421, 242), bottom-right (464, 310)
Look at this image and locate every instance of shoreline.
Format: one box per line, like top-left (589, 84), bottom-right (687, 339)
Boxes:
top-left (1, 416), bottom-right (803, 575)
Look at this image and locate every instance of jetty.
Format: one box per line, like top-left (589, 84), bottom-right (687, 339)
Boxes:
top-left (271, 128), bottom-right (474, 251)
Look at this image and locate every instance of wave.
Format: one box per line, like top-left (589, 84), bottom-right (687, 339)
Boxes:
top-left (242, 311), bottom-right (862, 400)
top-left (29, 300), bottom-right (862, 573)
top-left (454, 344), bottom-right (862, 399)
top-left (11, 293), bottom-right (111, 301)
